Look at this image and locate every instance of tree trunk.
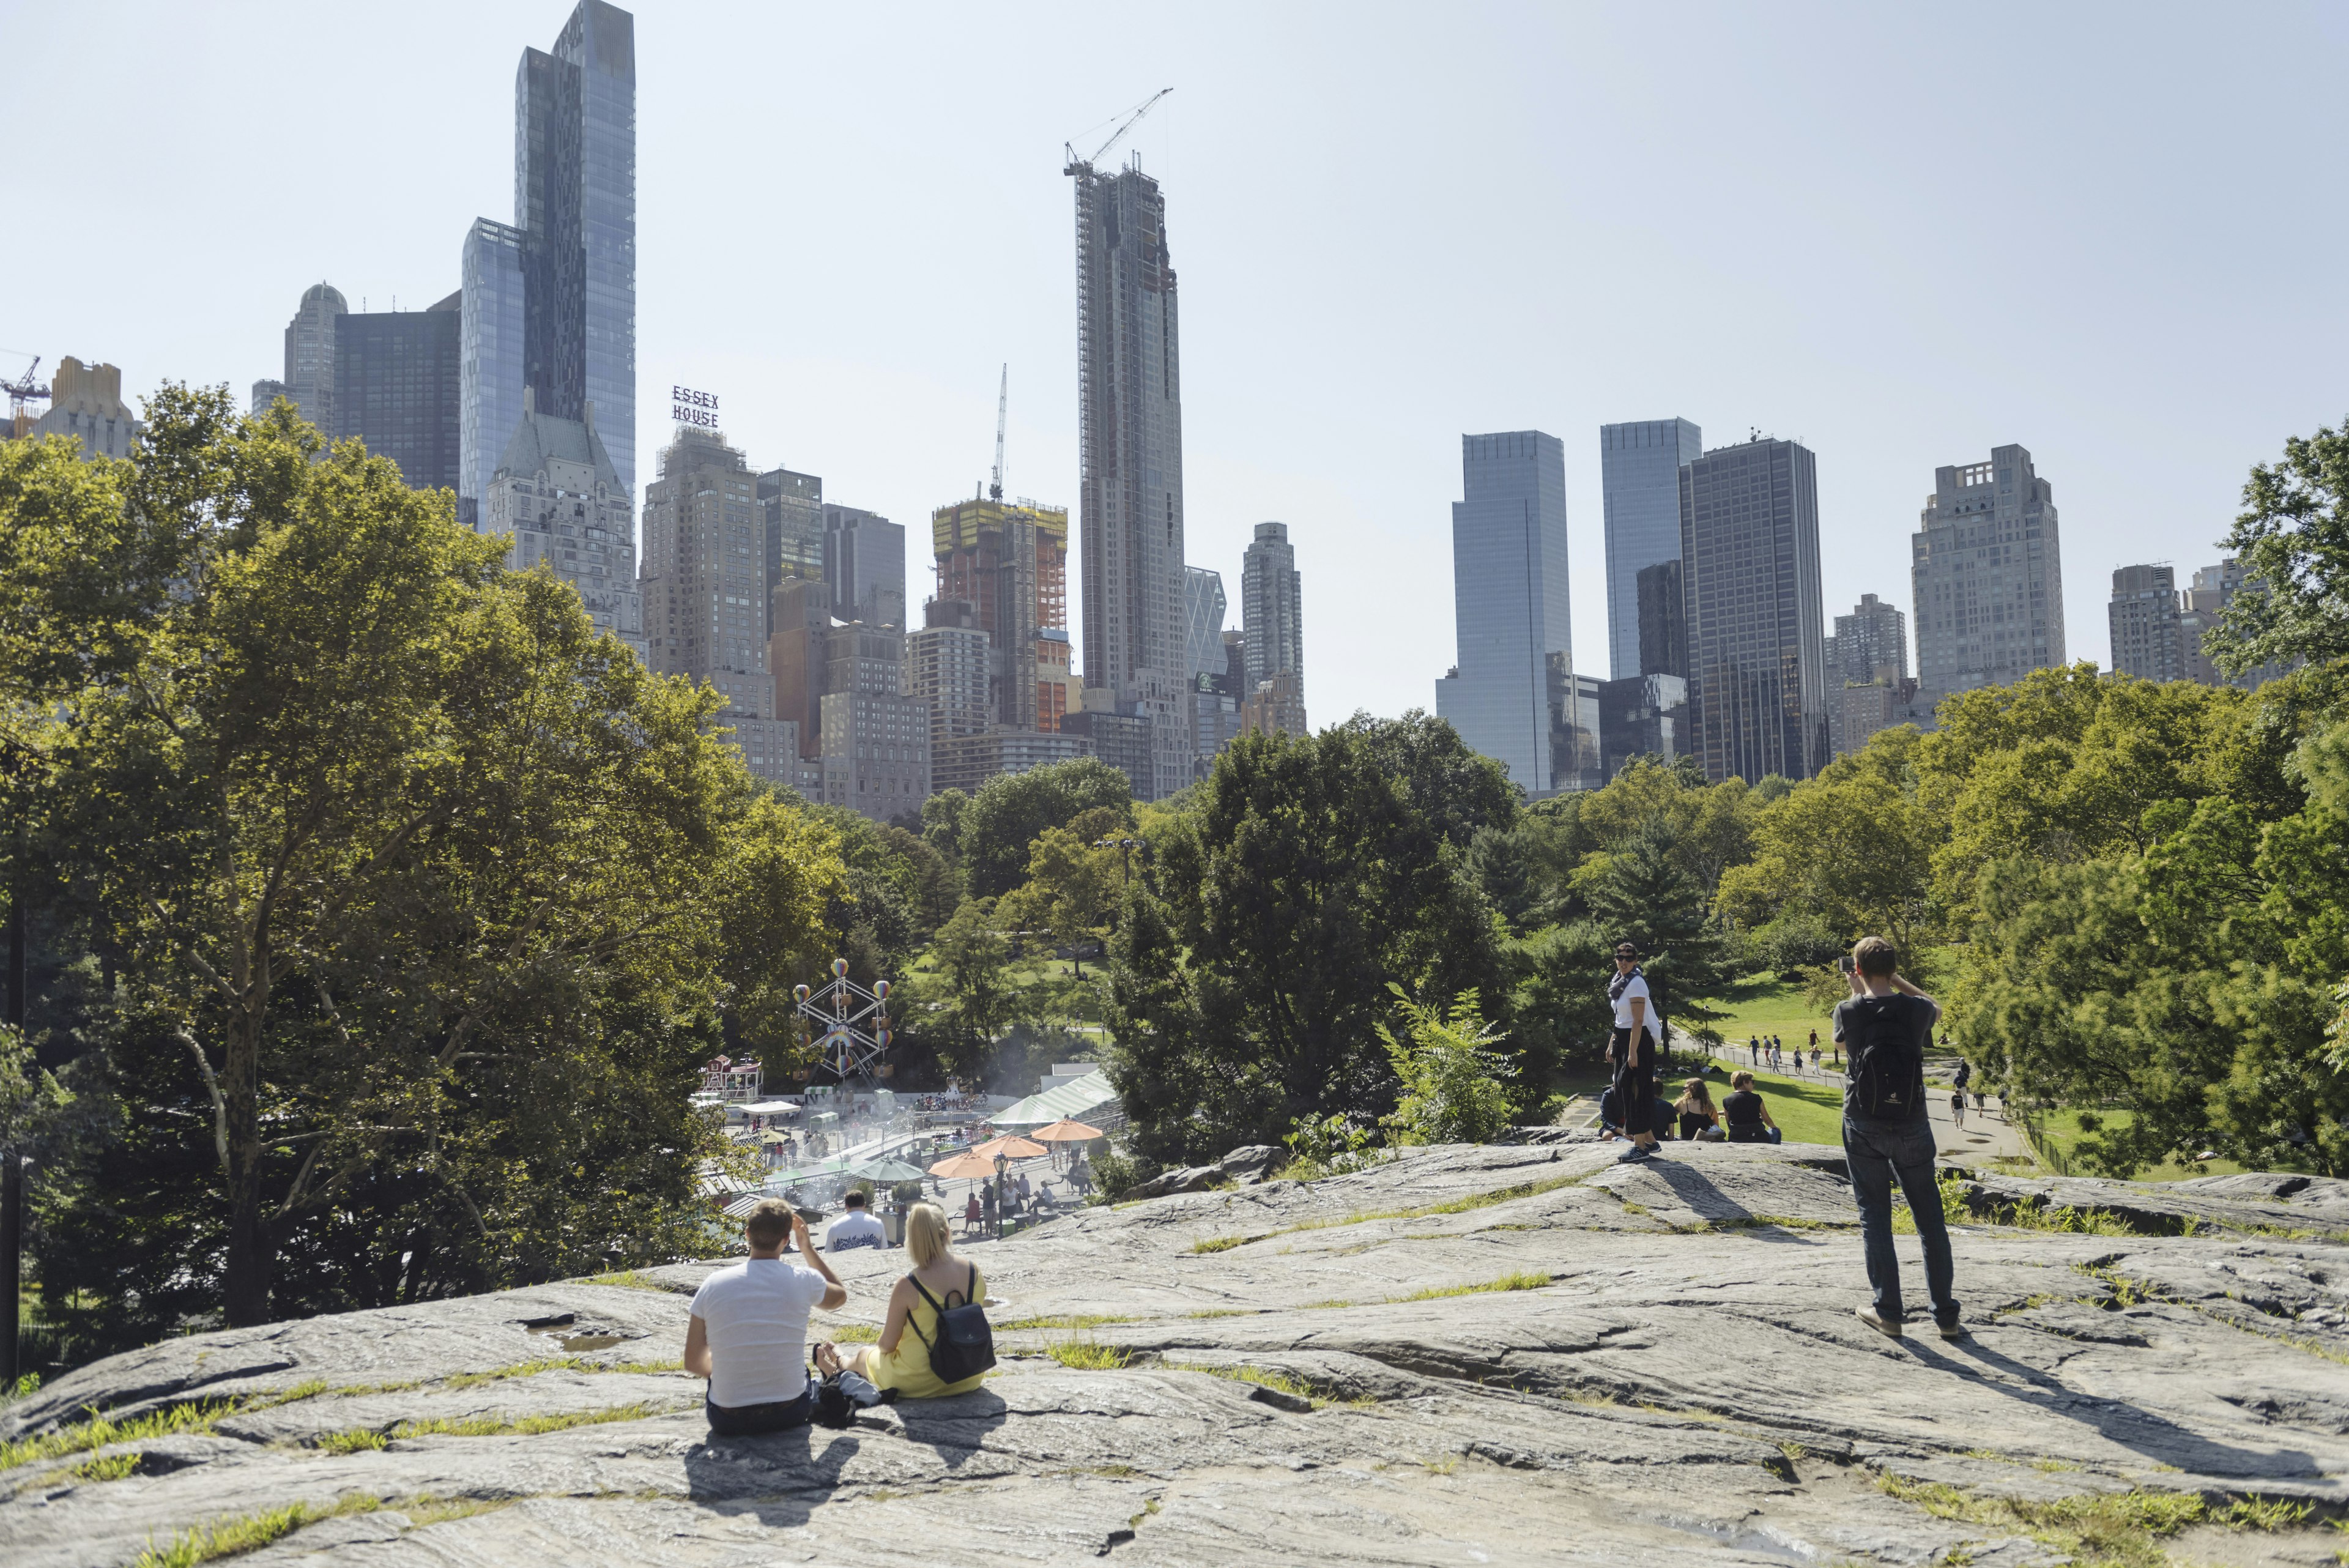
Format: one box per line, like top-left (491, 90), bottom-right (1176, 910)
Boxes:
top-left (221, 1012), bottom-right (270, 1326)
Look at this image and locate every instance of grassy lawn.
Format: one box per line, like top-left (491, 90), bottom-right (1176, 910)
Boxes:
top-left (1679, 1054), bottom-right (1847, 1146)
top-left (1685, 973), bottom-right (1832, 1052)
top-left (2028, 1106), bottom-right (2248, 1183)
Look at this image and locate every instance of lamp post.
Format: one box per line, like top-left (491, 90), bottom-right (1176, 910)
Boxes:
top-left (1092, 836), bottom-right (1145, 885)
top-left (993, 1151), bottom-right (1009, 1238)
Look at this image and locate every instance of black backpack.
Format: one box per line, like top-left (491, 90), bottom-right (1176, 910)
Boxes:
top-left (907, 1265), bottom-right (995, 1385)
top-left (1842, 994), bottom-right (1929, 1118)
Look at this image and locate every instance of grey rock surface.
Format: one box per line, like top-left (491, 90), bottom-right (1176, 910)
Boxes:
top-left (6, 1143), bottom-right (2347, 1566)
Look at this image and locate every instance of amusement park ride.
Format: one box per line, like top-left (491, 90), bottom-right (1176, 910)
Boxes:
top-left (794, 959), bottom-right (894, 1088)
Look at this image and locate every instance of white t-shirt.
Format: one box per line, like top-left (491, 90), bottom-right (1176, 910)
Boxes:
top-left (1611, 972), bottom-right (1652, 1030)
top-left (689, 1258), bottom-right (828, 1408)
top-left (825, 1209), bottom-right (888, 1251)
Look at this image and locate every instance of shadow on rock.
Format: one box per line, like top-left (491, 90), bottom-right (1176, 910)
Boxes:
top-left (683, 1425), bottom-right (863, 1518)
top-left (891, 1387), bottom-right (1011, 1468)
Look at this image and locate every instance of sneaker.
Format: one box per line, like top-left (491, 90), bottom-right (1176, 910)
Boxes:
top-left (1936, 1320), bottom-right (1965, 1342)
top-left (1855, 1305), bottom-right (1904, 1338)
top-left (1616, 1143), bottom-right (1653, 1164)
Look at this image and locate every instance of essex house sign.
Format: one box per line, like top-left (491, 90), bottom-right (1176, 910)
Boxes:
top-left (672, 385), bottom-right (720, 429)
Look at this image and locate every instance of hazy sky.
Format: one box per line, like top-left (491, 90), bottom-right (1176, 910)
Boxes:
top-left (10, 1), bottom-right (2347, 724)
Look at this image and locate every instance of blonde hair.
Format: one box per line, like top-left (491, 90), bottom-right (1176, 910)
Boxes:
top-left (1731, 1070), bottom-right (1756, 1091)
top-left (904, 1202), bottom-right (951, 1268)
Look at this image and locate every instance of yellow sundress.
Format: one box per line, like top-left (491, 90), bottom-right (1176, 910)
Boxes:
top-left (869, 1265), bottom-right (988, 1398)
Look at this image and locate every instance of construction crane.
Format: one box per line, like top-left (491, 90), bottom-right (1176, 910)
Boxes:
top-left (1063, 87), bottom-right (1172, 174)
top-left (1, 352), bottom-right (48, 437)
top-left (989, 364), bottom-right (1008, 502)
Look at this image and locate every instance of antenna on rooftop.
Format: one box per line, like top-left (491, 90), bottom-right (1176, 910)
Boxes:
top-left (989, 363), bottom-right (1008, 502)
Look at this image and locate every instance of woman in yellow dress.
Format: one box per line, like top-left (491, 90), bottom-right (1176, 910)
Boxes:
top-left (822, 1202), bottom-right (987, 1399)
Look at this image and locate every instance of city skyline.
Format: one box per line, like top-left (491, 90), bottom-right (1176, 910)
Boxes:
top-left (10, 2), bottom-right (2347, 728)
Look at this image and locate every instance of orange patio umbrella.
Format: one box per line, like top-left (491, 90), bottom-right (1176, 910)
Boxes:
top-left (972, 1134), bottom-right (1048, 1160)
top-left (927, 1150), bottom-right (999, 1180)
top-left (1030, 1118), bottom-right (1104, 1143)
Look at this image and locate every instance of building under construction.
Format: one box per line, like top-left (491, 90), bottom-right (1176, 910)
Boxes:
top-left (931, 494), bottom-right (1074, 734)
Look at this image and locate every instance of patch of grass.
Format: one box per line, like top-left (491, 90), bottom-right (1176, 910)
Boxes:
top-left (1170, 1362), bottom-right (1375, 1410)
top-left (403, 1495), bottom-right (513, 1528)
top-left (133, 1495), bottom-right (382, 1567)
top-left (998, 1313), bottom-right (1143, 1330)
top-left (62, 1451), bottom-right (141, 1482)
top-left (4, 1372), bottom-right (42, 1403)
top-left (1299, 1298), bottom-right (1357, 1310)
top-left (1719, 1214), bottom-right (1848, 1232)
top-left (440, 1356), bottom-right (681, 1390)
top-left (1420, 1454), bottom-right (1460, 1475)
top-left (1041, 1338), bottom-right (1132, 1370)
top-left (1879, 1474), bottom-right (2307, 1568)
top-left (1392, 1270), bottom-right (1549, 1302)
top-left (1183, 1309), bottom-right (1255, 1320)
top-left (1, 1400), bottom-right (237, 1472)
top-left (1412, 1171), bottom-right (1584, 1217)
top-left (313, 1427), bottom-right (391, 1455)
top-left (825, 1323), bottom-right (881, 1343)
top-left (583, 1270), bottom-right (667, 1291)
top-left (1189, 1236), bottom-right (1243, 1254)
top-left (389, 1402), bottom-right (658, 1440)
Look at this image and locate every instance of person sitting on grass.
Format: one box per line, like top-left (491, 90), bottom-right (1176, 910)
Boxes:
top-left (685, 1200), bottom-right (848, 1436)
top-left (818, 1202), bottom-right (989, 1400)
top-left (1721, 1071), bottom-right (1782, 1144)
top-left (1674, 1078), bottom-right (1724, 1142)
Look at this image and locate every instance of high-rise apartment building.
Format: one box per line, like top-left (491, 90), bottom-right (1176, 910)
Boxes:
top-left (2108, 564), bottom-right (2184, 682)
top-left (1240, 522), bottom-right (1304, 699)
top-left (1434, 431), bottom-right (1573, 793)
top-left (1191, 629), bottom-right (1246, 776)
top-left (462, 2), bottom-right (634, 521)
top-left (1678, 437), bottom-right (1829, 782)
top-left (1912, 444), bottom-right (2065, 720)
top-left (906, 600), bottom-right (993, 758)
top-left (1824, 592), bottom-right (1913, 757)
top-left (931, 496), bottom-right (1072, 734)
top-left (826, 505), bottom-right (905, 628)
top-left (484, 387), bottom-right (643, 661)
top-left (278, 283), bottom-right (346, 435)
top-left (1061, 692), bottom-right (1153, 797)
top-left (1239, 674), bottom-right (1309, 741)
top-left (2178, 559), bottom-right (2296, 690)
top-left (640, 426), bottom-right (767, 718)
top-left (820, 688), bottom-right (930, 824)
top-left (760, 467), bottom-right (823, 633)
top-left (333, 296), bottom-right (463, 492)
top-left (1070, 153), bottom-right (1190, 800)
top-left (768, 574), bottom-right (828, 756)
top-left (28, 358), bottom-right (143, 460)
top-left (1184, 567), bottom-right (1227, 681)
top-left (1601, 419), bottom-right (1704, 680)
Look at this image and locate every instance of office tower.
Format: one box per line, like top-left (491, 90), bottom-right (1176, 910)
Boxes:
top-left (1824, 592), bottom-right (1914, 756)
top-left (332, 295), bottom-right (462, 492)
top-left (825, 505), bottom-right (905, 628)
top-left (1061, 692), bottom-right (1153, 798)
top-left (28, 358), bottom-right (143, 459)
top-left (2178, 559), bottom-right (2296, 690)
top-left (1192, 629), bottom-right (1245, 776)
top-left (278, 282), bottom-right (346, 434)
top-left (768, 575), bottom-right (828, 756)
top-left (907, 601), bottom-right (993, 758)
top-left (1912, 444), bottom-right (2065, 719)
top-left (1550, 667), bottom-right (1603, 790)
top-left (1433, 431), bottom-right (1573, 793)
top-left (250, 379), bottom-right (289, 417)
top-left (459, 220), bottom-right (528, 523)
top-left (1636, 560), bottom-right (1685, 679)
top-left (1070, 152), bottom-right (1190, 801)
top-left (1240, 522), bottom-right (1304, 699)
top-left (462, 3), bottom-right (634, 521)
top-left (1601, 419), bottom-right (1704, 680)
top-left (816, 619), bottom-right (928, 822)
top-left (1239, 674), bottom-right (1309, 741)
top-left (2108, 565), bottom-right (2184, 682)
top-left (1597, 674), bottom-right (1688, 779)
top-left (760, 466), bottom-right (823, 633)
top-left (639, 426), bottom-right (767, 718)
top-left (1184, 567), bottom-right (1227, 680)
top-left (1678, 437), bottom-right (1830, 782)
top-left (932, 495), bottom-right (1072, 734)
top-left (484, 387), bottom-right (643, 661)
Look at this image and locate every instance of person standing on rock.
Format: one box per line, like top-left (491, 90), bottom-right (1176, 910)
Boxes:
top-left (1609, 942), bottom-right (1661, 1164)
top-left (685, 1200), bottom-right (849, 1435)
top-left (1835, 937), bottom-right (1961, 1341)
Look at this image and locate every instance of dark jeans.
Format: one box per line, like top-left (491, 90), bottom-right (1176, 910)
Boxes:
top-left (1612, 1028), bottom-right (1655, 1137)
top-left (705, 1385), bottom-right (812, 1436)
top-left (1843, 1113), bottom-right (1958, 1325)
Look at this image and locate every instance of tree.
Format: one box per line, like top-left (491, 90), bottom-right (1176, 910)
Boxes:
top-left (1105, 718), bottom-right (1511, 1164)
top-left (2206, 417), bottom-right (2349, 675)
top-left (908, 896), bottom-right (1026, 1087)
top-left (996, 826), bottom-right (1121, 972)
top-left (1716, 727), bottom-right (1938, 953)
top-left (1378, 986), bottom-right (1515, 1146)
top-left (1578, 814), bottom-right (1724, 1031)
top-left (959, 757), bottom-right (1133, 898)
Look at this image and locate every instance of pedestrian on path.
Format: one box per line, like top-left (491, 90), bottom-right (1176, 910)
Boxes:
top-left (1835, 937), bottom-right (1961, 1341)
top-left (1951, 1087), bottom-right (1968, 1129)
top-left (1609, 942), bottom-right (1662, 1164)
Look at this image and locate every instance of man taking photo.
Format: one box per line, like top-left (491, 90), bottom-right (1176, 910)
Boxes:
top-left (1609, 942), bottom-right (1661, 1164)
top-left (1835, 937), bottom-right (1961, 1340)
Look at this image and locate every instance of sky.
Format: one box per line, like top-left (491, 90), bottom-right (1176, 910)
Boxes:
top-left (7, 1), bottom-right (2347, 726)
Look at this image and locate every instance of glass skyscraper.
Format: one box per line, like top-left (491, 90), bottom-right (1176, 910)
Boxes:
top-left (333, 295), bottom-right (462, 494)
top-left (1240, 521), bottom-right (1302, 697)
top-left (1435, 430), bottom-right (1574, 793)
top-left (462, 2), bottom-right (634, 521)
top-left (460, 220), bottom-right (527, 523)
top-left (1679, 437), bottom-right (1830, 782)
top-left (1600, 418), bottom-right (1702, 680)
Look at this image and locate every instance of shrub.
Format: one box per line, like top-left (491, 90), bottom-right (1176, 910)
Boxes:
top-left (1378, 987), bottom-right (1516, 1146)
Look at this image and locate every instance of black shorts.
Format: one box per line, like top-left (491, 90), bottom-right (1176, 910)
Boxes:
top-left (705, 1386), bottom-right (812, 1436)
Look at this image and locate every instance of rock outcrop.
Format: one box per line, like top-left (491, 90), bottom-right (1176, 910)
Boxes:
top-left (7, 1142), bottom-right (2348, 1566)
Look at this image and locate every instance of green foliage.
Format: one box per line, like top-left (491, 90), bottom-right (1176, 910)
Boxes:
top-left (1376, 987), bottom-right (1515, 1146)
top-left (959, 757), bottom-right (1134, 899)
top-left (1086, 1145), bottom-right (1158, 1202)
top-left (1104, 715), bottom-right (1513, 1164)
top-left (1717, 727), bottom-right (1936, 953)
top-left (1041, 1337), bottom-right (1130, 1370)
top-left (1282, 1111), bottom-right (1386, 1180)
top-left (2207, 415), bottom-right (2349, 674)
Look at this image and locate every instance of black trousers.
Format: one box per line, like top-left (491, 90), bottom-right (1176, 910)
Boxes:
top-left (705, 1386), bottom-right (812, 1436)
top-left (1611, 1027), bottom-right (1655, 1135)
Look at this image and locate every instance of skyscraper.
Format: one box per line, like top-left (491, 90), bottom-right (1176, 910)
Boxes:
top-left (278, 282), bottom-right (346, 436)
top-left (1600, 419), bottom-right (1703, 680)
top-left (1912, 444), bottom-right (2065, 719)
top-left (1183, 567), bottom-right (1227, 681)
top-left (1678, 437), bottom-right (1829, 782)
top-left (333, 295), bottom-right (462, 492)
top-left (1070, 152), bottom-right (1189, 801)
top-left (28, 358), bottom-right (143, 460)
top-left (463, 2), bottom-right (634, 521)
top-left (639, 426), bottom-right (766, 718)
top-left (930, 495), bottom-right (1071, 734)
top-left (485, 387), bottom-right (643, 661)
top-left (759, 466), bottom-right (823, 633)
top-left (1824, 593), bottom-right (1913, 758)
top-left (1635, 560), bottom-right (1686, 680)
top-left (1240, 522), bottom-right (1303, 699)
top-left (1434, 431), bottom-right (1573, 793)
top-left (825, 505), bottom-right (905, 628)
top-left (2109, 564), bottom-right (2184, 682)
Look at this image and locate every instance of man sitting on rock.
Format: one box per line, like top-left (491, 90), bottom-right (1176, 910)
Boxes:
top-left (685, 1199), bottom-right (848, 1435)
top-left (1835, 937), bottom-right (1962, 1341)
top-left (825, 1190), bottom-right (887, 1251)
